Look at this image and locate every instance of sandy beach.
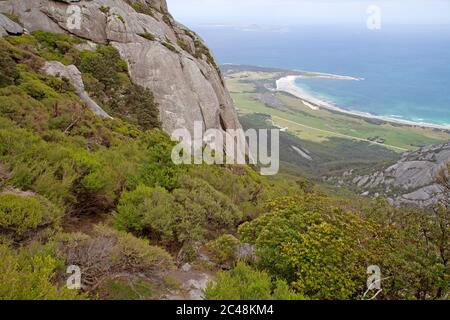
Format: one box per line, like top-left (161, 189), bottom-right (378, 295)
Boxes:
top-left (276, 75), bottom-right (450, 130)
top-left (296, 71), bottom-right (364, 81)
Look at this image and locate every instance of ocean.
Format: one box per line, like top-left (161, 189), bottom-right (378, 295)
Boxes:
top-left (192, 25), bottom-right (450, 127)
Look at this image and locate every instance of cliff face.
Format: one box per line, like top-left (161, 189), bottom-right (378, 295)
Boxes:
top-left (0, 0), bottom-right (242, 136)
top-left (347, 142), bottom-right (450, 207)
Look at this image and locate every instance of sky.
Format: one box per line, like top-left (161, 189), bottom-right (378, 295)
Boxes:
top-left (167, 0), bottom-right (450, 27)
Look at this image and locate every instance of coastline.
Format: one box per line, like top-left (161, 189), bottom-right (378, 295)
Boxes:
top-left (276, 75), bottom-right (450, 130)
top-left (295, 71), bottom-right (364, 81)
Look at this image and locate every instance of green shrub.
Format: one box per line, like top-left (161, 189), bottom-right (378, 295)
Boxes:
top-left (0, 49), bottom-right (20, 87)
top-left (4, 34), bottom-right (37, 48)
top-left (271, 279), bottom-right (307, 300)
top-left (79, 45), bottom-right (126, 87)
top-left (0, 193), bottom-right (62, 234)
top-left (0, 243), bottom-right (83, 300)
top-left (0, 125), bottom-right (82, 207)
top-left (364, 198), bottom-right (450, 300)
top-left (188, 165), bottom-right (265, 219)
top-left (206, 234), bottom-right (239, 268)
top-left (116, 15), bottom-right (125, 24)
top-left (137, 130), bottom-right (185, 190)
top-left (173, 176), bottom-right (243, 232)
top-left (206, 262), bottom-right (272, 300)
top-left (0, 193), bottom-right (42, 233)
top-left (205, 262), bottom-right (303, 300)
top-left (115, 185), bottom-right (178, 243)
top-left (238, 195), bottom-right (367, 299)
top-left (237, 193), bottom-right (450, 300)
top-left (103, 278), bottom-right (153, 300)
top-left (0, 118), bottom-right (134, 211)
top-left (31, 31), bottom-right (82, 65)
top-left (0, 86), bottom-right (50, 131)
top-left (116, 176), bottom-right (243, 246)
top-left (1, 36), bottom-right (45, 76)
top-left (20, 77), bottom-right (59, 100)
top-left (110, 84), bottom-right (160, 130)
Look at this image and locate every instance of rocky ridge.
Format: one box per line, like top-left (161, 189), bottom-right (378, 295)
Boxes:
top-left (344, 142), bottom-right (450, 207)
top-left (0, 0), bottom-right (242, 139)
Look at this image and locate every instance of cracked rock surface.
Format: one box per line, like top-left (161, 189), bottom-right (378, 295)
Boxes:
top-left (349, 142), bottom-right (450, 207)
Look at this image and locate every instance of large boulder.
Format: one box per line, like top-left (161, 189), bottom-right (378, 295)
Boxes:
top-left (0, 0), bottom-right (243, 140)
top-left (0, 13), bottom-right (24, 36)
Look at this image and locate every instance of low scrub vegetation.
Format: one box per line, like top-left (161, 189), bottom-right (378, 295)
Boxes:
top-left (0, 192), bottom-right (61, 235)
top-left (0, 31), bottom-right (448, 300)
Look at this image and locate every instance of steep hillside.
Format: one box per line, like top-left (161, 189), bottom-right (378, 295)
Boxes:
top-left (0, 2), bottom-right (448, 301)
top-left (0, 0), bottom-right (242, 137)
top-left (0, 27), bottom-right (275, 298)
